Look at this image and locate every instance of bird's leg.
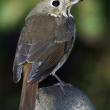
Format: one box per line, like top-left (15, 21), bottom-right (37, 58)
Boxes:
top-left (52, 73), bottom-right (65, 92)
top-left (53, 73), bottom-right (64, 86)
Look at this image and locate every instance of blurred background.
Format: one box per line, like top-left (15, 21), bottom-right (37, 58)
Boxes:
top-left (0, 0), bottom-right (109, 110)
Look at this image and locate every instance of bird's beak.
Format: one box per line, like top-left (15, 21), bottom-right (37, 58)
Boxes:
top-left (71, 0), bottom-right (83, 5)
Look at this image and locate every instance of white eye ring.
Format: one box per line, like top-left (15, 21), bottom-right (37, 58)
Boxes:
top-left (51, 0), bottom-right (60, 7)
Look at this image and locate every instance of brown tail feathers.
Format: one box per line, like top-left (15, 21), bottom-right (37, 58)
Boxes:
top-left (19, 63), bottom-right (38, 110)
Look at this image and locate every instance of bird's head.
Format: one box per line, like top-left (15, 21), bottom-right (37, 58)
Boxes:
top-left (36, 0), bottom-right (81, 17)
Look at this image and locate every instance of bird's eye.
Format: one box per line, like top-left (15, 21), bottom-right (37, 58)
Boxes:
top-left (52, 0), bottom-right (60, 7)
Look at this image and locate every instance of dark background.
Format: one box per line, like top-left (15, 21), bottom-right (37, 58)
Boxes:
top-left (0, 0), bottom-right (110, 110)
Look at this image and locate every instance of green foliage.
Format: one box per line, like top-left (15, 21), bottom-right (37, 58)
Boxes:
top-left (0, 0), bottom-right (37, 31)
top-left (72, 0), bottom-right (106, 43)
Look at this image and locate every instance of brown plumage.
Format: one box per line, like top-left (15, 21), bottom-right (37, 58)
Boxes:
top-left (13, 15), bottom-right (75, 83)
top-left (13, 0), bottom-right (80, 109)
top-left (19, 63), bottom-right (38, 110)
top-left (13, 15), bottom-right (75, 110)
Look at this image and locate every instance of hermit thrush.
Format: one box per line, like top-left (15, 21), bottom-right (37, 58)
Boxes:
top-left (13, 0), bottom-right (81, 110)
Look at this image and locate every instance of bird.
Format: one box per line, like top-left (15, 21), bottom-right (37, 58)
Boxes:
top-left (13, 0), bottom-right (81, 110)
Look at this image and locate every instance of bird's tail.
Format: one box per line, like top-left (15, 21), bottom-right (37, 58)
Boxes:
top-left (19, 63), bottom-right (38, 110)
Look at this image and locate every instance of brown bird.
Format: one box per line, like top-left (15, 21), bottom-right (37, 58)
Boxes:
top-left (13, 0), bottom-right (81, 110)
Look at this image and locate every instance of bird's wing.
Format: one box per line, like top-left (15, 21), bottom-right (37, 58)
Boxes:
top-left (13, 15), bottom-right (75, 83)
top-left (27, 42), bottom-right (65, 83)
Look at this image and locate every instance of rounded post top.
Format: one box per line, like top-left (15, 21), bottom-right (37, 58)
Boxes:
top-left (35, 83), bottom-right (96, 110)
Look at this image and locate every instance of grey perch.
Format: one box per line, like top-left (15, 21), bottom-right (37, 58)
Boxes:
top-left (35, 84), bottom-right (96, 110)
